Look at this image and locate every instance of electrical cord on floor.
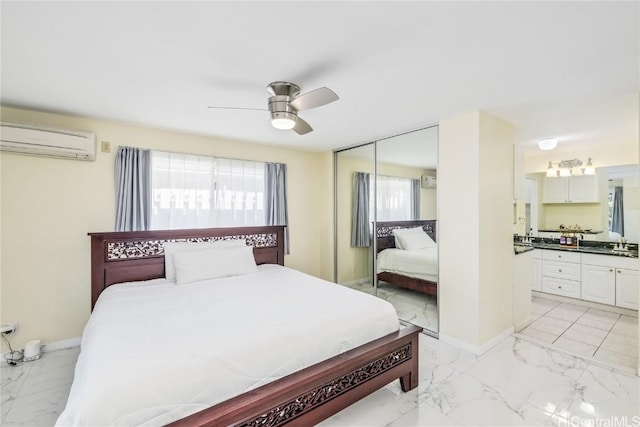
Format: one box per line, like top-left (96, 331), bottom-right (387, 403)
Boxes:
top-left (2, 332), bottom-right (23, 366)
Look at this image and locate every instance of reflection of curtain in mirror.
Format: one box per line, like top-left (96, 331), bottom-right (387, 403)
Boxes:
top-left (411, 179), bottom-right (420, 220)
top-left (351, 172), bottom-right (371, 247)
top-left (377, 175), bottom-right (412, 221)
top-left (611, 186), bottom-right (624, 235)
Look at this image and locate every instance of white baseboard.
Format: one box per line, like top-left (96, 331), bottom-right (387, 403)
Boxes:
top-left (42, 337), bottom-right (81, 352)
top-left (532, 291), bottom-right (638, 317)
top-left (440, 326), bottom-right (514, 355)
top-left (514, 316), bottom-right (537, 333)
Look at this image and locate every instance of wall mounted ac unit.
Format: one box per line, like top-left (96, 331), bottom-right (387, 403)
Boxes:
top-left (0, 122), bottom-right (95, 161)
top-left (421, 175), bottom-right (437, 188)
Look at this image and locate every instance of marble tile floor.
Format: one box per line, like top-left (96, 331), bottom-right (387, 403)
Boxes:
top-left (342, 280), bottom-right (438, 334)
top-left (2, 333), bottom-right (638, 427)
top-left (518, 297), bottom-right (639, 372)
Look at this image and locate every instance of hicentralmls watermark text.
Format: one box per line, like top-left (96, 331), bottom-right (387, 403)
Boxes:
top-left (558, 416), bottom-right (640, 427)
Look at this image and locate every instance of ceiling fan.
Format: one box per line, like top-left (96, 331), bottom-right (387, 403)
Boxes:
top-left (208, 81), bottom-right (339, 135)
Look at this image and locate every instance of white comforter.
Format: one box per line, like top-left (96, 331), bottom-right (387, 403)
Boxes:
top-left (56, 265), bottom-right (399, 427)
top-left (376, 247), bottom-right (438, 282)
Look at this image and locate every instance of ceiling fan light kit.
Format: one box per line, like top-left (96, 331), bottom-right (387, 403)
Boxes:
top-left (208, 81), bottom-right (338, 135)
top-left (271, 113), bottom-right (297, 130)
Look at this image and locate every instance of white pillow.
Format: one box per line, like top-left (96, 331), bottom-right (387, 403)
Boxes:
top-left (392, 227), bottom-right (436, 250)
top-left (163, 240), bottom-right (247, 280)
top-left (172, 245), bottom-right (258, 285)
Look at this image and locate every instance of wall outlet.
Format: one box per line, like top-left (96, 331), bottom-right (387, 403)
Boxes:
top-left (1, 322), bottom-right (18, 334)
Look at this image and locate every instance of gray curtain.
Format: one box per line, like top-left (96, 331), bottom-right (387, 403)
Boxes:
top-left (351, 172), bottom-right (371, 247)
top-left (115, 146), bottom-right (151, 231)
top-left (611, 186), bottom-right (624, 236)
top-left (265, 162), bottom-right (290, 254)
top-left (411, 178), bottom-right (420, 220)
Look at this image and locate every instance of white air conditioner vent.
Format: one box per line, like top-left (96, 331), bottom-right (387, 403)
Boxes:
top-left (0, 122), bottom-right (95, 161)
top-left (421, 175), bottom-right (437, 188)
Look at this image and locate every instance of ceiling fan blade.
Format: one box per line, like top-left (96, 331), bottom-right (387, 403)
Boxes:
top-left (289, 87), bottom-right (338, 111)
top-left (207, 106), bottom-right (268, 111)
top-left (292, 117), bottom-right (313, 135)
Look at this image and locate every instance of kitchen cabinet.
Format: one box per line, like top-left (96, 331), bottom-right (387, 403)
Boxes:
top-left (542, 276), bottom-right (581, 298)
top-left (615, 268), bottom-right (639, 310)
top-left (581, 253), bottom-right (638, 309)
top-left (542, 175), bottom-right (598, 203)
top-left (532, 253), bottom-right (542, 291)
top-left (541, 250), bottom-right (581, 298)
top-left (581, 264), bottom-right (616, 305)
top-left (534, 250), bottom-right (638, 309)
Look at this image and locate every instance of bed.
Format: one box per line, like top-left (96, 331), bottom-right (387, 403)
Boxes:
top-left (57, 225), bottom-right (421, 426)
top-left (376, 220), bottom-right (438, 297)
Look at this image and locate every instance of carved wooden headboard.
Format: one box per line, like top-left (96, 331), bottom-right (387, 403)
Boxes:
top-left (376, 220), bottom-right (437, 253)
top-left (88, 225), bottom-right (285, 310)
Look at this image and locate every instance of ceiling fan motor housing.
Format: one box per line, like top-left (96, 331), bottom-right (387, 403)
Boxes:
top-left (268, 94), bottom-right (298, 124)
top-left (267, 82), bottom-right (301, 121)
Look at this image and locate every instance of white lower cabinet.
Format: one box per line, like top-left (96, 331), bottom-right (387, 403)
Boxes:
top-left (532, 257), bottom-right (542, 291)
top-left (581, 253), bottom-right (639, 309)
top-left (541, 250), bottom-right (581, 298)
top-left (542, 276), bottom-right (581, 298)
top-left (616, 268), bottom-right (639, 309)
top-left (581, 264), bottom-right (615, 305)
top-left (536, 251), bottom-right (639, 310)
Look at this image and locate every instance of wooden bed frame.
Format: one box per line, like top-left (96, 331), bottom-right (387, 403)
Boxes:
top-left (376, 220), bottom-right (438, 297)
top-left (88, 225), bottom-right (421, 427)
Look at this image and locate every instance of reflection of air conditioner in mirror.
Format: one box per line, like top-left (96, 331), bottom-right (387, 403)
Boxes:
top-left (0, 122), bottom-right (95, 161)
top-left (421, 175), bottom-right (437, 188)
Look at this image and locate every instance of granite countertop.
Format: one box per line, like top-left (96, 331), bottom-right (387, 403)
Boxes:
top-left (513, 239), bottom-right (638, 258)
top-left (538, 229), bottom-right (604, 235)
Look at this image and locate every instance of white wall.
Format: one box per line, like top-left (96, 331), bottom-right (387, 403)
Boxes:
top-left (439, 110), bottom-right (514, 350)
top-left (0, 106), bottom-right (334, 350)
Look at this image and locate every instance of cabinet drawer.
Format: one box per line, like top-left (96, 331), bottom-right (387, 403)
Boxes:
top-left (543, 260), bottom-right (581, 281)
top-left (542, 250), bottom-right (581, 263)
top-left (542, 276), bottom-right (581, 299)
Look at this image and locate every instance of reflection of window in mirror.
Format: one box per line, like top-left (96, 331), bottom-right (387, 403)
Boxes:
top-left (373, 175), bottom-right (420, 221)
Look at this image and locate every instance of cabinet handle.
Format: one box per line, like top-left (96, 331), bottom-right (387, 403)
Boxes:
top-left (617, 270), bottom-right (621, 273)
top-left (558, 286), bottom-right (562, 289)
top-left (558, 269), bottom-right (563, 272)
top-left (609, 269), bottom-right (613, 272)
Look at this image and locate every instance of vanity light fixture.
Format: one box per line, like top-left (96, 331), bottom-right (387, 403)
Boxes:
top-left (546, 158), bottom-right (596, 177)
top-left (538, 138), bottom-right (558, 151)
top-left (582, 157), bottom-right (595, 175)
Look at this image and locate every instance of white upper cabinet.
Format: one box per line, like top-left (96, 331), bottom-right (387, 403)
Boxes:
top-left (543, 175), bottom-right (598, 203)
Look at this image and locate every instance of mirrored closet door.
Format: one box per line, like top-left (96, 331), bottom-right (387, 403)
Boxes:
top-left (335, 143), bottom-right (375, 295)
top-left (334, 125), bottom-right (439, 335)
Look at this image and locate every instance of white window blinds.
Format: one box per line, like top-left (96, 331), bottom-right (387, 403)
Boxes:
top-left (150, 151), bottom-right (265, 230)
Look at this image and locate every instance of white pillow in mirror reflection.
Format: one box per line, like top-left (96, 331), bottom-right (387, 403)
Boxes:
top-left (392, 227), bottom-right (436, 250)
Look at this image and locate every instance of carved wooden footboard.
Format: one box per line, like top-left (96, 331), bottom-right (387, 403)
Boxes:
top-left (167, 324), bottom-right (421, 427)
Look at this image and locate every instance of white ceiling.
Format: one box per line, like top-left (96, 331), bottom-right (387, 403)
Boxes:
top-left (1, 1), bottom-right (638, 156)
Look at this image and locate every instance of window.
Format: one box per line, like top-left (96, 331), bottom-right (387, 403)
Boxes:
top-left (375, 175), bottom-right (414, 221)
top-left (151, 151), bottom-right (265, 230)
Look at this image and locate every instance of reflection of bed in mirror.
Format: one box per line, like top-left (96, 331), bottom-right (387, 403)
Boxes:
top-left (376, 220), bottom-right (438, 298)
